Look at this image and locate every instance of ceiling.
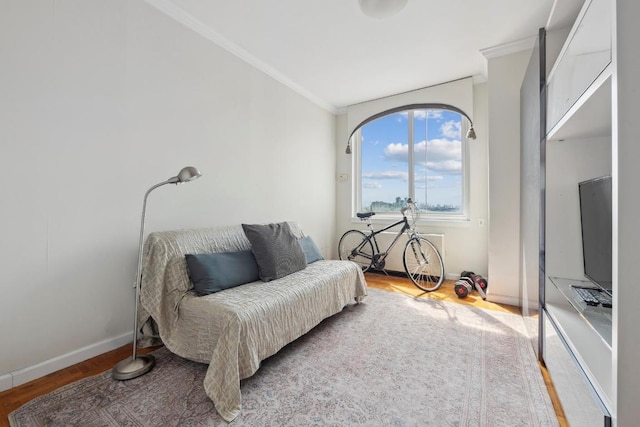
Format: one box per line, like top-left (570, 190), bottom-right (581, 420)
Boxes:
top-left (147, 0), bottom-right (579, 112)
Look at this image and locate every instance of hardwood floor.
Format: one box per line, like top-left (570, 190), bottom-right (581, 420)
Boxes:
top-left (1, 272), bottom-right (566, 426)
top-left (365, 271), bottom-right (521, 314)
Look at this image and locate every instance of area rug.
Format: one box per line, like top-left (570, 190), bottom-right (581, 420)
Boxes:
top-left (9, 288), bottom-right (558, 426)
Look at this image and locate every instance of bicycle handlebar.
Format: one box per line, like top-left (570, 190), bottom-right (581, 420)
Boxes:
top-left (401, 198), bottom-right (415, 216)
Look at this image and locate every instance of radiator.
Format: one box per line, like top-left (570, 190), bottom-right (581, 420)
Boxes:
top-left (372, 231), bottom-right (445, 274)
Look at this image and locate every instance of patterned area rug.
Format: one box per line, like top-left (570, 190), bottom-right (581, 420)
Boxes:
top-left (10, 288), bottom-right (558, 426)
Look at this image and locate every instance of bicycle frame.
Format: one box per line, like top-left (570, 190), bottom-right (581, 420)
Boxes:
top-left (360, 215), bottom-right (418, 269)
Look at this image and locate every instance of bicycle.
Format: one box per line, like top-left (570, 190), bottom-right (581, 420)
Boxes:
top-left (338, 199), bottom-right (445, 292)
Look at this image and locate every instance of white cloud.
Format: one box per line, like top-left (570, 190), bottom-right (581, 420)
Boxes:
top-left (362, 171), bottom-right (408, 181)
top-left (387, 139), bottom-right (462, 162)
top-left (383, 139), bottom-right (461, 172)
top-left (429, 110), bottom-right (444, 119)
top-left (420, 138), bottom-right (461, 162)
top-left (426, 160), bottom-right (461, 173)
top-left (414, 175), bottom-right (443, 182)
top-left (362, 181), bottom-right (383, 189)
top-left (383, 143), bottom-right (408, 162)
top-left (441, 120), bottom-right (461, 138)
top-left (400, 110), bottom-right (444, 121)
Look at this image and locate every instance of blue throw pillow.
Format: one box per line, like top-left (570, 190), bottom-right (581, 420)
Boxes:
top-left (298, 236), bottom-right (324, 264)
top-left (185, 250), bottom-right (260, 295)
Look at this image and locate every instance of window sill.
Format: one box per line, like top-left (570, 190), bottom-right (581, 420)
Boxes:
top-left (350, 214), bottom-right (472, 228)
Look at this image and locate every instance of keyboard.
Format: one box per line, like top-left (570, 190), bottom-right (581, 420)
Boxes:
top-left (572, 286), bottom-right (612, 308)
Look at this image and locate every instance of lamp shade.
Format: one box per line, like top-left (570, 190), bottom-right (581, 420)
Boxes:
top-left (177, 166), bottom-right (202, 182)
top-left (466, 126), bottom-right (477, 140)
top-left (168, 166), bottom-right (202, 184)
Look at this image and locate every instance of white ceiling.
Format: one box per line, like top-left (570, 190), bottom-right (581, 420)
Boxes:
top-left (147, 0), bottom-right (566, 112)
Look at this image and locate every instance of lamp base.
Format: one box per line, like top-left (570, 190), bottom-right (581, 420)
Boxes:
top-left (112, 354), bottom-right (155, 380)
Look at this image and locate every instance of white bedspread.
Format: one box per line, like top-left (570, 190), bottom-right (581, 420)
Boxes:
top-left (138, 224), bottom-right (367, 421)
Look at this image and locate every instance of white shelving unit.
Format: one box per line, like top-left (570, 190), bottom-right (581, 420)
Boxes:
top-left (542, 0), bottom-right (614, 425)
top-left (536, 0), bottom-right (640, 424)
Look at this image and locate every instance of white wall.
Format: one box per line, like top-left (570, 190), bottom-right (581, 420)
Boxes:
top-left (335, 81), bottom-right (490, 279)
top-left (0, 0), bottom-right (336, 389)
top-left (487, 49), bottom-right (531, 306)
top-left (545, 136), bottom-right (611, 280)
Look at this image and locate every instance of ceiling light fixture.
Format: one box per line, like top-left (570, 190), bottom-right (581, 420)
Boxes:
top-left (358, 0), bottom-right (408, 19)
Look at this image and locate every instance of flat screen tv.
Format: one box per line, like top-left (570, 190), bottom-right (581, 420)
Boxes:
top-left (578, 175), bottom-right (612, 295)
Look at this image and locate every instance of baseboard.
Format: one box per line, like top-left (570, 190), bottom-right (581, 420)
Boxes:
top-left (0, 332), bottom-right (132, 392)
top-left (0, 372), bottom-right (12, 392)
top-left (486, 293), bottom-right (521, 308)
top-left (368, 269), bottom-right (460, 282)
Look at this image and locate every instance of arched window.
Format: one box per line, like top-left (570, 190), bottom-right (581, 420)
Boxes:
top-left (350, 104), bottom-right (473, 221)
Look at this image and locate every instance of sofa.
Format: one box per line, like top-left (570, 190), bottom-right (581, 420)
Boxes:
top-left (137, 222), bottom-right (367, 422)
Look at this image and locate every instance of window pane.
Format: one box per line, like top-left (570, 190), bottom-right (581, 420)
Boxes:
top-left (360, 113), bottom-right (409, 212)
top-left (357, 107), bottom-right (465, 217)
top-left (414, 109), bottom-right (463, 213)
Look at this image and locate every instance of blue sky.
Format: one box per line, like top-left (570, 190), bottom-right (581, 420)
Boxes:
top-left (360, 109), bottom-right (463, 211)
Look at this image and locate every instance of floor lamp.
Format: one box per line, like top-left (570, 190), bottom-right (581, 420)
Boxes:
top-left (112, 166), bottom-right (202, 380)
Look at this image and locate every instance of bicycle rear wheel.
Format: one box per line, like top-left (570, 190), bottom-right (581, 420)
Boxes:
top-left (338, 230), bottom-right (374, 272)
top-left (403, 237), bottom-right (444, 292)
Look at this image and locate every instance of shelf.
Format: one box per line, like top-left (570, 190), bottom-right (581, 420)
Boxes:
top-left (547, 70), bottom-right (612, 142)
top-left (547, 276), bottom-right (611, 346)
top-left (546, 0), bottom-right (612, 139)
top-left (545, 276), bottom-right (613, 411)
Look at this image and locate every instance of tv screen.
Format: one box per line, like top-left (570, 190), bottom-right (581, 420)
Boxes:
top-left (578, 175), bottom-right (612, 295)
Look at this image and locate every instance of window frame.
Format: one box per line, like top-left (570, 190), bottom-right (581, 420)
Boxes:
top-left (351, 104), bottom-right (471, 225)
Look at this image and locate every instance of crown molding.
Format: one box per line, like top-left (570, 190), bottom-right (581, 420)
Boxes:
top-left (144, 0), bottom-right (337, 114)
top-left (480, 36), bottom-right (536, 59)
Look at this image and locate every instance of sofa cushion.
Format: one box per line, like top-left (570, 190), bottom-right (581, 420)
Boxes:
top-left (242, 222), bottom-right (307, 281)
top-left (185, 250), bottom-right (259, 295)
top-left (298, 236), bottom-right (324, 264)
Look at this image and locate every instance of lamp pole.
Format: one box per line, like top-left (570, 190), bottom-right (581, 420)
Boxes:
top-left (112, 166), bottom-right (201, 380)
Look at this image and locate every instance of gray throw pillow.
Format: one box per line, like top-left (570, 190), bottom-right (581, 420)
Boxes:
top-left (185, 250), bottom-right (260, 295)
top-left (298, 236), bottom-right (324, 264)
top-left (242, 222), bottom-right (307, 281)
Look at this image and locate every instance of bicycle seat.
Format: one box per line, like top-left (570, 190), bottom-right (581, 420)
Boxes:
top-left (356, 212), bottom-right (375, 219)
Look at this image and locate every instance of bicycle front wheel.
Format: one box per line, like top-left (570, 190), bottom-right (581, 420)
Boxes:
top-left (403, 237), bottom-right (444, 292)
top-left (338, 230), bottom-right (374, 272)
